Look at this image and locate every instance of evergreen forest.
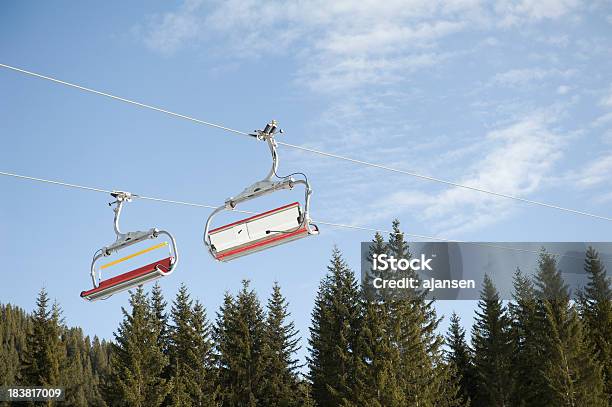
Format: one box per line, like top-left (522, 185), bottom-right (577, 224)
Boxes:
top-left (1, 221), bottom-right (610, 406)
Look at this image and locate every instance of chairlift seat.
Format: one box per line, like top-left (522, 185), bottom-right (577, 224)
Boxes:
top-left (209, 202), bottom-right (317, 261)
top-left (81, 256), bottom-right (173, 301)
top-left (83, 191), bottom-right (179, 302)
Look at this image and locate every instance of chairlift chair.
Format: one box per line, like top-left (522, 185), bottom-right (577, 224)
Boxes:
top-left (81, 191), bottom-right (179, 301)
top-left (204, 120), bottom-right (319, 261)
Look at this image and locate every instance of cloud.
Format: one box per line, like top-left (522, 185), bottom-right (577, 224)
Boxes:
top-left (596, 190), bottom-right (612, 204)
top-left (142, 0), bottom-right (205, 55)
top-left (297, 53), bottom-right (447, 92)
top-left (600, 86), bottom-right (612, 108)
top-left (318, 20), bottom-right (465, 56)
top-left (137, 0), bottom-right (584, 90)
top-left (557, 85), bottom-right (571, 94)
top-left (593, 112), bottom-right (612, 128)
top-left (570, 153), bottom-right (612, 188)
top-left (491, 68), bottom-right (575, 87)
top-left (586, 114), bottom-right (612, 203)
top-left (592, 86), bottom-right (612, 127)
top-left (538, 35), bottom-right (570, 47)
top-left (132, 0), bottom-right (598, 238)
top-left (369, 113), bottom-right (565, 235)
top-left (495, 0), bottom-right (582, 27)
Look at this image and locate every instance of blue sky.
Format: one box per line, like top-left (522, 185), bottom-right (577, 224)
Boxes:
top-left (1, 0), bottom-right (611, 362)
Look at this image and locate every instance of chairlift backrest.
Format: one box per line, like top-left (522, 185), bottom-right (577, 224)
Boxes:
top-left (209, 202), bottom-right (318, 261)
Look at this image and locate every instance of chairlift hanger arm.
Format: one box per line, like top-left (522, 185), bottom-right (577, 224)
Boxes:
top-left (103, 191), bottom-right (156, 255)
top-left (227, 120), bottom-right (285, 208)
top-left (110, 190), bottom-right (132, 237)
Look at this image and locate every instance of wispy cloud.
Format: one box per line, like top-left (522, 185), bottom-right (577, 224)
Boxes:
top-left (141, 0), bottom-right (205, 55)
top-left (495, 0), bottom-right (582, 27)
top-left (491, 68), bottom-right (575, 87)
top-left (368, 112), bottom-right (566, 235)
top-left (133, 0), bottom-right (607, 238)
top-left (317, 20), bottom-right (466, 56)
top-left (137, 0), bottom-right (585, 90)
top-left (592, 86), bottom-right (612, 127)
top-left (600, 85), bottom-right (612, 108)
top-left (557, 85), bottom-right (571, 94)
top-left (297, 53), bottom-right (448, 93)
top-left (570, 154), bottom-right (612, 188)
top-left (593, 112), bottom-right (612, 128)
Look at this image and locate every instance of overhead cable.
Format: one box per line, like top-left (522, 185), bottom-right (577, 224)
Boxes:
top-left (0, 170), bottom-right (602, 264)
top-left (1, 63), bottom-right (611, 222)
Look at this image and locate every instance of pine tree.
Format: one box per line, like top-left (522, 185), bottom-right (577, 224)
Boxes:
top-left (0, 304), bottom-right (29, 389)
top-left (91, 335), bottom-right (112, 405)
top-left (355, 296), bottom-right (404, 406)
top-left (388, 219), bottom-right (410, 261)
top-left (1, 297), bottom-right (111, 407)
top-left (91, 336), bottom-right (111, 383)
top-left (355, 231), bottom-right (405, 406)
top-left (150, 282), bottom-right (170, 355)
top-left (22, 288), bottom-right (65, 389)
top-left (168, 284), bottom-right (216, 407)
top-left (535, 250), bottom-right (606, 406)
top-left (214, 292), bottom-right (235, 405)
top-left (149, 283), bottom-right (171, 405)
top-left (577, 246), bottom-right (612, 403)
top-left (296, 379), bottom-right (316, 407)
top-left (446, 312), bottom-right (476, 405)
top-left (260, 282), bottom-right (302, 407)
top-left (168, 285), bottom-right (195, 406)
top-left (80, 334), bottom-right (108, 407)
top-left (61, 327), bottom-right (106, 406)
top-left (215, 280), bottom-right (266, 406)
top-left (471, 274), bottom-right (512, 407)
top-left (308, 247), bottom-right (362, 407)
top-left (386, 219), bottom-right (420, 301)
top-left (108, 287), bottom-right (171, 407)
top-left (364, 231), bottom-right (388, 300)
top-left (191, 300), bottom-right (217, 405)
top-left (386, 220), bottom-right (460, 407)
top-left (0, 304), bottom-right (29, 407)
top-left (508, 269), bottom-right (546, 407)
top-left (353, 221), bottom-right (462, 406)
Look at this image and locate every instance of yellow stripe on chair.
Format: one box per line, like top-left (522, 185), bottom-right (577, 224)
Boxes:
top-left (101, 242), bottom-right (169, 270)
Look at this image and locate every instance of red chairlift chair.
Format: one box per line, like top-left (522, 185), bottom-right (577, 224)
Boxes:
top-left (81, 191), bottom-right (178, 301)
